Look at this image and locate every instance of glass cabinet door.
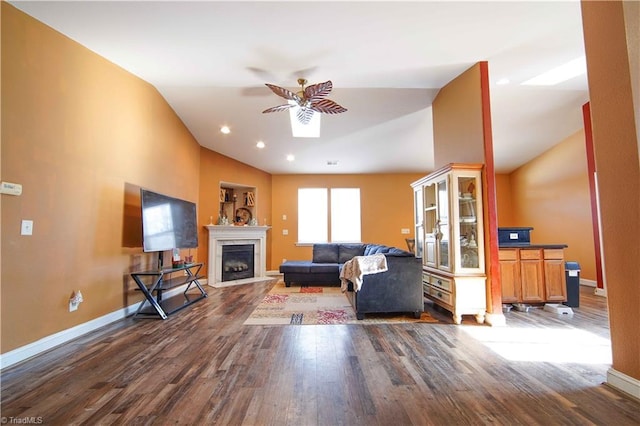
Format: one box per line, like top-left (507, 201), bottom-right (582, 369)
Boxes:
top-left (423, 182), bottom-right (437, 268)
top-left (455, 173), bottom-right (483, 272)
top-left (436, 178), bottom-right (450, 271)
top-left (413, 187), bottom-right (424, 259)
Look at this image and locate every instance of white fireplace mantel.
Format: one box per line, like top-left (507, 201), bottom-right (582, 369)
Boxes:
top-left (205, 225), bottom-right (271, 288)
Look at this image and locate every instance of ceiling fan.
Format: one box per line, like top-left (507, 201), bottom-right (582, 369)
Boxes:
top-left (262, 78), bottom-right (347, 124)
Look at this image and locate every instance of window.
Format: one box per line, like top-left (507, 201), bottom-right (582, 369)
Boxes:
top-left (298, 188), bottom-right (361, 243)
top-left (298, 188), bottom-right (328, 243)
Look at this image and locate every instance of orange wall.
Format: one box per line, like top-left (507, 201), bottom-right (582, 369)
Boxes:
top-left (506, 131), bottom-right (596, 282)
top-left (432, 63), bottom-right (485, 167)
top-left (582, 0), bottom-right (640, 381)
top-left (495, 174), bottom-right (515, 226)
top-left (1, 3), bottom-right (201, 352)
top-left (270, 173), bottom-right (424, 268)
top-left (198, 148), bottom-right (273, 276)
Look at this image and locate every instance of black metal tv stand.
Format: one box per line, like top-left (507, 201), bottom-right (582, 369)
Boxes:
top-left (131, 262), bottom-right (207, 319)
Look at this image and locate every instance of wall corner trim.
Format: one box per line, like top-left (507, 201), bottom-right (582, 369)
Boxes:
top-left (607, 368), bottom-right (640, 401)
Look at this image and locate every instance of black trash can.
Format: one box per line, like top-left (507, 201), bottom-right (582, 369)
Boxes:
top-left (565, 262), bottom-right (580, 307)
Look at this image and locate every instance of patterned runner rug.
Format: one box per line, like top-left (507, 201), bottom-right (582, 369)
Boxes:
top-left (243, 281), bottom-right (442, 325)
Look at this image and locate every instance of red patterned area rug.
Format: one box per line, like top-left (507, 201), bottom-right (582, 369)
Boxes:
top-left (243, 281), bottom-right (442, 325)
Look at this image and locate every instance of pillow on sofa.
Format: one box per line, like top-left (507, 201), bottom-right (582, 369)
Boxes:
top-left (364, 244), bottom-right (391, 255)
top-left (313, 244), bottom-right (340, 263)
top-left (385, 247), bottom-right (414, 257)
top-left (339, 244), bottom-right (366, 263)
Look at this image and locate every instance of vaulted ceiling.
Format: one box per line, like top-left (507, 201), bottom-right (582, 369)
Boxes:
top-left (11, 1), bottom-right (589, 174)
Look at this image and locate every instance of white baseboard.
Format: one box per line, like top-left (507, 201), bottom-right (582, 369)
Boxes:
top-left (580, 278), bottom-right (597, 287)
top-left (594, 287), bottom-right (607, 297)
top-left (607, 368), bottom-right (640, 401)
top-left (0, 284), bottom-right (191, 370)
top-left (578, 279), bottom-right (607, 297)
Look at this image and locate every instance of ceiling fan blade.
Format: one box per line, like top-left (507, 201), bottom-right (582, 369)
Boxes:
top-left (265, 83), bottom-right (301, 103)
top-left (262, 104), bottom-right (295, 114)
top-left (304, 80), bottom-right (333, 101)
top-left (241, 86), bottom-right (273, 97)
top-left (246, 66), bottom-right (277, 82)
top-left (296, 107), bottom-right (315, 124)
top-left (288, 66), bottom-right (319, 81)
top-left (310, 98), bottom-right (347, 114)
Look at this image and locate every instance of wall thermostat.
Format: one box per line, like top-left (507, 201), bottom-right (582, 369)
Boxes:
top-left (0, 181), bottom-right (22, 196)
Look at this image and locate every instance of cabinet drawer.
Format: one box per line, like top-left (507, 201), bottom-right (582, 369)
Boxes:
top-left (429, 286), bottom-right (453, 305)
top-left (520, 249), bottom-right (542, 260)
top-left (544, 249), bottom-right (564, 260)
top-left (499, 249), bottom-right (517, 261)
top-left (422, 272), bottom-right (431, 284)
top-left (431, 275), bottom-right (452, 292)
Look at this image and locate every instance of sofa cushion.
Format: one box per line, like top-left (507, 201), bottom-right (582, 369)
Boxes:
top-left (308, 263), bottom-right (340, 274)
top-left (313, 244), bottom-right (340, 263)
top-left (385, 247), bottom-right (413, 257)
top-left (364, 244), bottom-right (391, 255)
top-left (279, 261), bottom-right (312, 273)
top-left (339, 244), bottom-right (366, 264)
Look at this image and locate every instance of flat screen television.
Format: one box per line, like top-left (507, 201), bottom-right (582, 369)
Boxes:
top-left (140, 189), bottom-right (198, 253)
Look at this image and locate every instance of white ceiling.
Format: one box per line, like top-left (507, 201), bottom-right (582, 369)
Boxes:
top-left (10, 0), bottom-right (590, 174)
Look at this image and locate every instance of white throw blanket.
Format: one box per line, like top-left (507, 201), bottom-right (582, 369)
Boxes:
top-left (340, 254), bottom-right (388, 292)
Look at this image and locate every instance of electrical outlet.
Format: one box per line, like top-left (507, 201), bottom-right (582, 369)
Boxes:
top-left (282, 214), bottom-right (287, 220)
top-left (282, 258), bottom-right (287, 263)
top-left (401, 228), bottom-right (410, 234)
top-left (282, 229), bottom-right (288, 235)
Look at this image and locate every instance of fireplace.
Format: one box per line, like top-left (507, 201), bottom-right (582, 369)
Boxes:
top-left (222, 244), bottom-right (254, 282)
top-left (206, 225), bottom-right (270, 288)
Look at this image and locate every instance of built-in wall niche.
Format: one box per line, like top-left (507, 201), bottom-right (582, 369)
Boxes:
top-left (218, 182), bottom-right (256, 225)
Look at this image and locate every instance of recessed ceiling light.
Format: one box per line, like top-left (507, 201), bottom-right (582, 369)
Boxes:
top-left (522, 56), bottom-right (586, 86)
top-left (256, 141), bottom-right (265, 149)
top-left (220, 125), bottom-right (230, 134)
top-left (286, 154), bottom-right (295, 162)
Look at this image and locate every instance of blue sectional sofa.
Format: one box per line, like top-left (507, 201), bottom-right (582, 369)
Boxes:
top-left (279, 243), bottom-right (423, 320)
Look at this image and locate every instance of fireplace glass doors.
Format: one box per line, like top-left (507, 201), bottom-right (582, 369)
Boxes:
top-left (221, 244), bottom-right (255, 282)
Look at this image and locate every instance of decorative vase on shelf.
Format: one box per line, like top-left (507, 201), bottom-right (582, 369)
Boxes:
top-left (249, 218), bottom-right (258, 226)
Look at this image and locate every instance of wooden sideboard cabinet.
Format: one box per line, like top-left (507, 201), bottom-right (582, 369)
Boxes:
top-left (499, 247), bottom-right (567, 304)
top-left (412, 163), bottom-right (487, 324)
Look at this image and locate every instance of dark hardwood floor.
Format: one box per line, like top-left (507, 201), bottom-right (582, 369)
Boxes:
top-left (2, 282), bottom-right (639, 425)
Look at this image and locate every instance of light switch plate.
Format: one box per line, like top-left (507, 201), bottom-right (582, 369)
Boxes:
top-left (21, 220), bottom-right (33, 236)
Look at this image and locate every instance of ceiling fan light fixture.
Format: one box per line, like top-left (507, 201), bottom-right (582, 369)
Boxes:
top-left (262, 79), bottom-right (346, 138)
top-left (288, 100), bottom-right (321, 138)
